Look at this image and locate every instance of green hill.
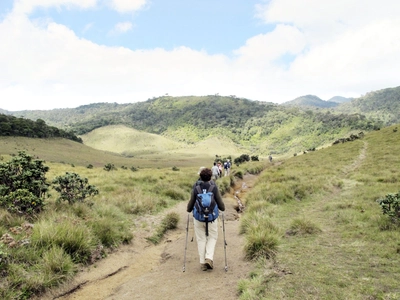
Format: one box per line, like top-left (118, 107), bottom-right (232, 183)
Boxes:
top-left (282, 95), bottom-right (339, 108)
top-left (335, 86), bottom-right (400, 125)
top-left (6, 94), bottom-right (385, 156)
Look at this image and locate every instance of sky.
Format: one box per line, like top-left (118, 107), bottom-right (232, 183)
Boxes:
top-left (1, 0), bottom-right (399, 111)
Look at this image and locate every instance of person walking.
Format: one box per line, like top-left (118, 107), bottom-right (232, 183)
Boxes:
top-left (224, 159), bottom-right (231, 176)
top-left (211, 162), bottom-right (220, 181)
top-left (187, 168), bottom-right (225, 271)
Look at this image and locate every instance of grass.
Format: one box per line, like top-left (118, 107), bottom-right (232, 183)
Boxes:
top-left (1, 124), bottom-right (400, 299)
top-left (0, 156), bottom-right (203, 299)
top-left (146, 212), bottom-right (180, 245)
top-left (237, 125), bottom-right (400, 299)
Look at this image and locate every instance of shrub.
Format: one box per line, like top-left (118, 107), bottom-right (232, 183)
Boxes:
top-left (2, 189), bottom-right (45, 215)
top-left (0, 151), bottom-right (49, 215)
top-left (234, 154), bottom-right (250, 165)
top-left (251, 155), bottom-right (259, 161)
top-left (378, 191), bottom-right (400, 220)
top-left (52, 172), bottom-right (99, 205)
top-left (103, 163), bottom-right (116, 171)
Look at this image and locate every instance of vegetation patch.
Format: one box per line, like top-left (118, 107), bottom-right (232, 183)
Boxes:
top-left (147, 212), bottom-right (180, 245)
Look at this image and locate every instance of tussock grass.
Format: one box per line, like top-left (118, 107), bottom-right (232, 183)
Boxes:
top-left (287, 218), bottom-right (322, 236)
top-left (243, 229), bottom-right (280, 260)
top-left (147, 212), bottom-right (180, 245)
top-left (31, 214), bottom-right (97, 263)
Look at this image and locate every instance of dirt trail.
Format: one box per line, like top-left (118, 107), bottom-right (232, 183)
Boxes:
top-left (36, 175), bottom-right (257, 300)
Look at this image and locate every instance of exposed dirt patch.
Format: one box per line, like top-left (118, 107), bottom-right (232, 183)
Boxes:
top-left (35, 175), bottom-right (258, 300)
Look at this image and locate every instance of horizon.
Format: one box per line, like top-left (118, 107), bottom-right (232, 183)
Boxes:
top-left (1, 0), bottom-right (399, 111)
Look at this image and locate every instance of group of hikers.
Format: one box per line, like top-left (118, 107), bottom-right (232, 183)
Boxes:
top-left (184, 160), bottom-right (231, 272)
top-left (211, 160), bottom-right (231, 180)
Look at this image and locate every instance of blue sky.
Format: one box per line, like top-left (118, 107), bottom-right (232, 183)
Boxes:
top-left (1, 0), bottom-right (399, 111)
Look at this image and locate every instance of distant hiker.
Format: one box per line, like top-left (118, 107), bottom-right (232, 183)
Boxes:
top-left (224, 159), bottom-right (231, 176)
top-left (211, 162), bottom-right (219, 180)
top-left (217, 162), bottom-right (223, 178)
top-left (187, 168), bottom-right (225, 271)
top-left (269, 155), bottom-right (273, 163)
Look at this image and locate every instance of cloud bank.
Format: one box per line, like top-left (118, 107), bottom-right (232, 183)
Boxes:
top-left (1, 0), bottom-right (399, 110)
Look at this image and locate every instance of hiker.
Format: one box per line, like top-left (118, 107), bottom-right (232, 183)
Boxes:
top-left (224, 159), bottom-right (231, 176)
top-left (187, 168), bottom-right (225, 271)
top-left (217, 162), bottom-right (223, 178)
top-left (269, 155), bottom-right (273, 163)
top-left (211, 162), bottom-right (219, 180)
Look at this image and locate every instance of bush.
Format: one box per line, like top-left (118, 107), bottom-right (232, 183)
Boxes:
top-left (103, 163), bottom-right (116, 171)
top-left (251, 155), bottom-right (259, 161)
top-left (234, 154), bottom-right (250, 165)
top-left (2, 189), bottom-right (45, 215)
top-left (0, 151), bottom-right (49, 215)
top-left (52, 172), bottom-right (99, 205)
top-left (378, 191), bottom-right (400, 220)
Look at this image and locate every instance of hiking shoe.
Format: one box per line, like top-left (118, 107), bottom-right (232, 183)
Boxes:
top-left (205, 259), bottom-right (213, 270)
top-left (201, 264), bottom-right (208, 271)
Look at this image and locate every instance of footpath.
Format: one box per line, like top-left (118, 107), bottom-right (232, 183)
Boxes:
top-left (35, 175), bottom-right (258, 300)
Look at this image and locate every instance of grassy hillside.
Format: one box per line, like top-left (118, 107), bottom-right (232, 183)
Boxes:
top-left (0, 135), bottom-right (222, 168)
top-left (7, 95), bottom-right (382, 156)
top-left (81, 125), bottom-right (248, 158)
top-left (238, 124), bottom-right (400, 299)
top-left (335, 86), bottom-right (400, 125)
top-left (81, 125), bottom-right (185, 156)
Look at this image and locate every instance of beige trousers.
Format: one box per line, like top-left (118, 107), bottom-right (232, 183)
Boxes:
top-left (193, 217), bottom-right (219, 264)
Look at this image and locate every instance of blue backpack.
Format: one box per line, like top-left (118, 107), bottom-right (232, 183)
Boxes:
top-left (193, 184), bottom-right (219, 236)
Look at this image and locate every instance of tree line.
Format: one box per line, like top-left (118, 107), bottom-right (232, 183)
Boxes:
top-left (0, 114), bottom-right (82, 142)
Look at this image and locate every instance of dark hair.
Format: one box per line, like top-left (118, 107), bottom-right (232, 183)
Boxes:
top-left (199, 168), bottom-right (212, 182)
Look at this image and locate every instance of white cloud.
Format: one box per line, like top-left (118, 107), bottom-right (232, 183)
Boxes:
top-left (13, 0), bottom-right (97, 14)
top-left (109, 0), bottom-right (147, 13)
top-left (0, 0), bottom-right (400, 110)
top-left (112, 21), bottom-right (133, 34)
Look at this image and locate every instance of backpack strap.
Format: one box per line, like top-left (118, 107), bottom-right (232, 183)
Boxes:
top-left (195, 185), bottom-right (202, 194)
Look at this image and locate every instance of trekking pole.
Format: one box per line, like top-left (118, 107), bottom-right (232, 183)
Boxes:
top-left (190, 216), bottom-right (194, 242)
top-left (222, 212), bottom-right (228, 272)
top-left (183, 213), bottom-right (190, 272)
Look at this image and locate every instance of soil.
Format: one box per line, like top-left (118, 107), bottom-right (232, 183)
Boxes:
top-left (35, 174), bottom-right (258, 300)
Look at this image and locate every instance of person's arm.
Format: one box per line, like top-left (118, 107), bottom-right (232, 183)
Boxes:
top-left (187, 186), bottom-right (196, 212)
top-left (213, 186), bottom-right (225, 211)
